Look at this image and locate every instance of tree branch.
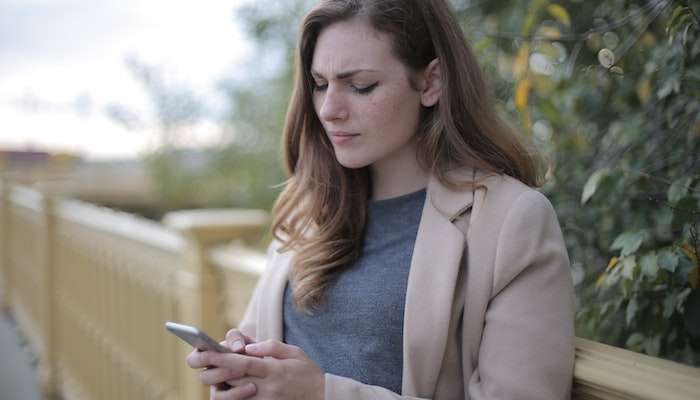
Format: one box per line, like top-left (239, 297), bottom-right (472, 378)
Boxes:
top-left (470, 0), bottom-right (668, 42)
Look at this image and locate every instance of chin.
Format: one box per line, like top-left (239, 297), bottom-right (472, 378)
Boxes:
top-left (334, 153), bottom-right (372, 169)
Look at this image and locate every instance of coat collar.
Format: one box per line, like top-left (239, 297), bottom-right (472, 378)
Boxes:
top-left (426, 167), bottom-right (479, 222)
top-left (401, 167), bottom-right (478, 396)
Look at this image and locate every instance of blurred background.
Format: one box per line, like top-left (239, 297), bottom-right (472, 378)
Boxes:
top-left (1, 0), bottom-right (699, 399)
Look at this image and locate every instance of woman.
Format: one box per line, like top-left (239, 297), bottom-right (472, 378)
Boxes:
top-left (187, 0), bottom-right (575, 399)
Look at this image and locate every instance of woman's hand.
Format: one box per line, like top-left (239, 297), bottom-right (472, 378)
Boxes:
top-left (185, 329), bottom-right (257, 394)
top-left (198, 339), bottom-right (325, 400)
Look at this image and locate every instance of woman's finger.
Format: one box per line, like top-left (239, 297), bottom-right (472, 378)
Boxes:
top-left (205, 352), bottom-right (269, 378)
top-left (199, 367), bottom-right (243, 386)
top-left (244, 339), bottom-right (303, 360)
top-left (186, 349), bottom-right (210, 369)
top-left (212, 382), bottom-right (257, 400)
top-left (224, 376), bottom-right (257, 388)
top-left (225, 329), bottom-right (255, 353)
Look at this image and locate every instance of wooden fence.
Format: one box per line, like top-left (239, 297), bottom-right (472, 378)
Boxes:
top-left (0, 178), bottom-right (266, 400)
top-left (0, 178), bottom-right (698, 400)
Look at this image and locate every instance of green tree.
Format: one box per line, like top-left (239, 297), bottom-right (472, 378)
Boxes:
top-left (457, 0), bottom-right (700, 365)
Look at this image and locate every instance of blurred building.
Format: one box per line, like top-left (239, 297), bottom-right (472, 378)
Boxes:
top-left (0, 149), bottom-right (81, 184)
top-left (1, 148), bottom-right (160, 219)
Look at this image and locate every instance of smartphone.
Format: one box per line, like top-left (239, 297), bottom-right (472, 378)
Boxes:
top-left (166, 321), bottom-right (234, 391)
top-left (165, 321), bottom-right (231, 353)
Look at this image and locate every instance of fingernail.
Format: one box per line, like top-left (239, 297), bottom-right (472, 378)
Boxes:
top-left (232, 340), bottom-right (244, 352)
top-left (245, 343), bottom-right (258, 352)
top-left (246, 382), bottom-right (257, 394)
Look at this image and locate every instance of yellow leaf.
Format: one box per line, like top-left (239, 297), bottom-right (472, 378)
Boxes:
top-left (595, 272), bottom-right (607, 288)
top-left (681, 242), bottom-right (698, 265)
top-left (547, 4), bottom-right (571, 27)
top-left (522, 111), bottom-right (532, 134)
top-left (690, 267), bottom-right (700, 289)
top-left (513, 45), bottom-right (530, 79)
top-left (637, 79), bottom-right (652, 104)
top-left (641, 32), bottom-right (657, 47)
top-left (540, 26), bottom-right (562, 39)
top-left (606, 256), bottom-right (620, 272)
top-left (515, 79), bottom-right (531, 111)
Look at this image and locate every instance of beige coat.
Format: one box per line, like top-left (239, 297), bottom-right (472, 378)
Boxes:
top-left (239, 168), bottom-right (575, 399)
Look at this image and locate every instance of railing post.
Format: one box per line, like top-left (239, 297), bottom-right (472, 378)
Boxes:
top-left (163, 209), bottom-right (268, 400)
top-left (0, 176), bottom-right (8, 311)
top-left (38, 190), bottom-right (59, 398)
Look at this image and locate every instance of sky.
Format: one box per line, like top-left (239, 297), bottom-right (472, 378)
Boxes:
top-left (0, 0), bottom-right (252, 160)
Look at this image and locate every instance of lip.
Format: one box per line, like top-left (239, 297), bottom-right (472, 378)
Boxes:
top-left (329, 131), bottom-right (360, 145)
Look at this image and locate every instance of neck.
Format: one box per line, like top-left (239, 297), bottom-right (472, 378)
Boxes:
top-left (370, 141), bottom-right (428, 201)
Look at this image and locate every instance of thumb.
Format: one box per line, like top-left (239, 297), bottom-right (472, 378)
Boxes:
top-left (225, 329), bottom-right (255, 353)
top-left (245, 340), bottom-right (302, 359)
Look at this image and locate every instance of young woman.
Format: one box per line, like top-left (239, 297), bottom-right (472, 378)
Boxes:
top-left (186, 1), bottom-right (575, 399)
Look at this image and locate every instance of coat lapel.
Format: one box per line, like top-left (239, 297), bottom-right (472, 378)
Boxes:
top-left (257, 249), bottom-right (291, 341)
top-left (401, 168), bottom-right (476, 396)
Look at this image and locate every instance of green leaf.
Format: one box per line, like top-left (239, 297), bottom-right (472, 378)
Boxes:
top-left (671, 196), bottom-right (700, 231)
top-left (611, 232), bottom-right (645, 256)
top-left (658, 78), bottom-right (680, 99)
top-left (668, 177), bottom-right (693, 203)
top-left (538, 100), bottom-right (562, 125)
top-left (678, 288), bottom-right (693, 307)
top-left (626, 297), bottom-right (639, 327)
top-left (668, 6), bottom-right (689, 30)
top-left (640, 253), bottom-right (659, 279)
top-left (625, 332), bottom-right (645, 349)
top-left (582, 169), bottom-right (609, 204)
top-left (622, 256), bottom-right (637, 280)
top-left (663, 294), bottom-right (676, 318)
top-left (522, 0), bottom-right (548, 35)
top-left (609, 66), bottom-right (624, 75)
top-left (644, 336), bottom-right (661, 357)
top-left (684, 289), bottom-right (700, 336)
top-left (659, 249), bottom-right (680, 272)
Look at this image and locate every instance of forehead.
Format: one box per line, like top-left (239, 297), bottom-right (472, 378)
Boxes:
top-left (311, 18), bottom-right (401, 75)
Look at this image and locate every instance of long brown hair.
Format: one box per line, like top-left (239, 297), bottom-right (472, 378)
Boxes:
top-left (273, 0), bottom-right (543, 312)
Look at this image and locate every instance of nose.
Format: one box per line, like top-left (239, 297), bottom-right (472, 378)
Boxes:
top-left (317, 86), bottom-right (348, 122)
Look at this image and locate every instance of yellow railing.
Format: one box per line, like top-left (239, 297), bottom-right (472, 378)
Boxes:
top-left (0, 178), bottom-right (698, 400)
top-left (0, 179), bottom-right (267, 400)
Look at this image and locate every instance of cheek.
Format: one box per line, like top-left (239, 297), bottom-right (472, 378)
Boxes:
top-left (363, 89), bottom-right (421, 134)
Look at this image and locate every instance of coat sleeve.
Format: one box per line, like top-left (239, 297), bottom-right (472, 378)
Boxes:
top-left (467, 190), bottom-right (575, 400)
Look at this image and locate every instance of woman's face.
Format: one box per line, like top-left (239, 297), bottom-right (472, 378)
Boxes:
top-left (311, 17), bottom-right (423, 171)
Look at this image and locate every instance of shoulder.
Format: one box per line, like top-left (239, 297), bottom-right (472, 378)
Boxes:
top-left (428, 166), bottom-right (555, 225)
top-left (472, 172), bottom-right (557, 231)
top-left (470, 173), bottom-right (569, 295)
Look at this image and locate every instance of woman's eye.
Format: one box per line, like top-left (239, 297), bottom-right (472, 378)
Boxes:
top-left (313, 82), bottom-right (328, 92)
top-left (352, 83), bottom-right (378, 95)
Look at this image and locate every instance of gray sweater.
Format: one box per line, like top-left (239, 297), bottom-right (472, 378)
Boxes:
top-left (283, 188), bottom-right (426, 394)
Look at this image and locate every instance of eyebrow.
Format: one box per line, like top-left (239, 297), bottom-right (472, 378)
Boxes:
top-left (310, 68), bottom-right (378, 80)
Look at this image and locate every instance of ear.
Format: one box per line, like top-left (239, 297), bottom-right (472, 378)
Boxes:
top-left (420, 58), bottom-right (442, 107)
